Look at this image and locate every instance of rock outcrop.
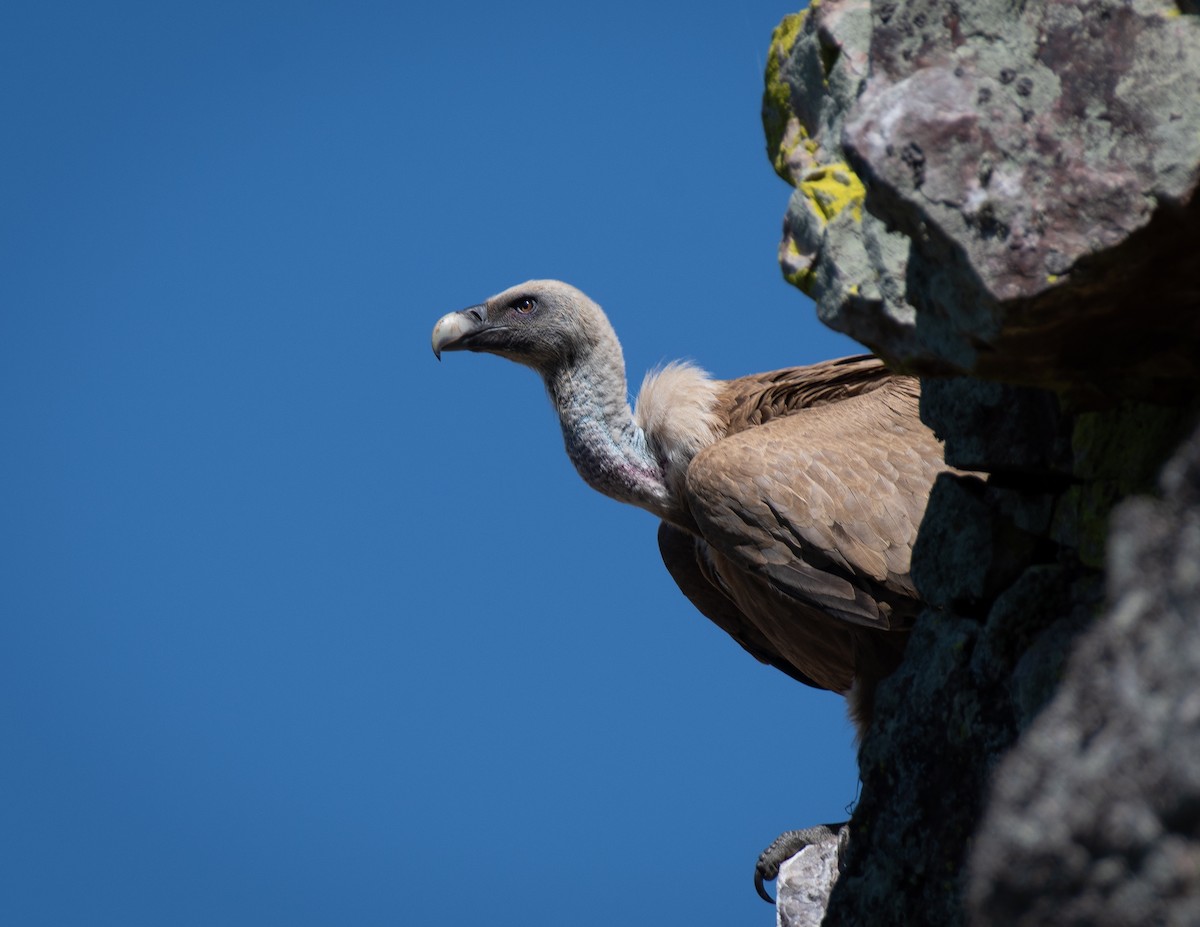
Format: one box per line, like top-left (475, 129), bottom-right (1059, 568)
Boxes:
top-left (762, 1), bottom-right (1200, 923)
top-left (766, 0), bottom-right (1200, 398)
top-left (776, 833), bottom-right (845, 927)
top-left (969, 424), bottom-right (1200, 926)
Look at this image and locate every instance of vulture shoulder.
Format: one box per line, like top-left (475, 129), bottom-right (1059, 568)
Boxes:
top-left (716, 355), bottom-right (900, 435)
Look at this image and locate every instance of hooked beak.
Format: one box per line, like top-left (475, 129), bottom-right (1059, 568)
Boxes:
top-left (431, 304), bottom-right (487, 360)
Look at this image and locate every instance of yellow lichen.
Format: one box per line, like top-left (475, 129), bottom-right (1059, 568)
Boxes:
top-left (779, 236), bottom-right (816, 295)
top-left (763, 11), bottom-right (808, 182)
top-left (784, 266), bottom-right (818, 294)
top-left (772, 120), bottom-right (813, 182)
top-left (800, 164), bottom-right (866, 223)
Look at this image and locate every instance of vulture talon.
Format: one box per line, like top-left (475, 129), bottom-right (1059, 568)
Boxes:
top-left (432, 280), bottom-right (953, 740)
top-left (753, 823), bottom-right (848, 905)
top-left (754, 869), bottom-right (775, 905)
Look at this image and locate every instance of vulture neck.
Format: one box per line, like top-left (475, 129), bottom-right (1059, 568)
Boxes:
top-left (544, 341), bottom-right (674, 521)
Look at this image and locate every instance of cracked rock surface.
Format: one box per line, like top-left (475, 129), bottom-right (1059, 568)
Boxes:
top-left (969, 424), bottom-right (1200, 927)
top-left (766, 0), bottom-right (1200, 398)
top-left (775, 835), bottom-right (843, 927)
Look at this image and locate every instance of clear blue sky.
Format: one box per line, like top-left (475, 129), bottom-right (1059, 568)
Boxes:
top-left (1, 2), bottom-right (867, 924)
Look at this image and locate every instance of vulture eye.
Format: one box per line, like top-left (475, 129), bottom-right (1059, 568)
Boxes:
top-left (512, 297), bottom-right (537, 315)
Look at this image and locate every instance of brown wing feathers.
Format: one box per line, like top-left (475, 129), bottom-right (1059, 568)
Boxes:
top-left (717, 355), bottom-right (897, 434)
top-left (657, 522), bottom-right (824, 690)
top-left (660, 359), bottom-right (943, 730)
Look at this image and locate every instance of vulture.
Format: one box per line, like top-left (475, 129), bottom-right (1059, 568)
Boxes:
top-left (431, 280), bottom-right (950, 737)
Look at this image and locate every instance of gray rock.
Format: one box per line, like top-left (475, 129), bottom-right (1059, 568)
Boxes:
top-left (774, 832), bottom-right (845, 927)
top-left (825, 604), bottom-right (996, 927)
top-left (911, 473), bottom-right (1042, 613)
top-left (919, 378), bottom-right (1070, 476)
top-left (767, 0), bottom-right (1200, 397)
top-left (969, 424), bottom-right (1200, 927)
top-left (758, 2), bottom-right (1200, 924)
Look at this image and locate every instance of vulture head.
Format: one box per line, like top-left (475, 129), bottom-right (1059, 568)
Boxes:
top-left (431, 279), bottom-right (623, 377)
top-left (433, 280), bottom-right (680, 517)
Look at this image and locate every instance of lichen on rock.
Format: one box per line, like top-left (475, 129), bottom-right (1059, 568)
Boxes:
top-left (765, 0), bottom-right (1200, 394)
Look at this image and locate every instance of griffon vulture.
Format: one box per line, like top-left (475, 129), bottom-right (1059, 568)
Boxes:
top-left (432, 280), bottom-right (949, 737)
top-left (432, 280), bottom-right (952, 902)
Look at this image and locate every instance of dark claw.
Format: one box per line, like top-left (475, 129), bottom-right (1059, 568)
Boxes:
top-left (755, 869), bottom-right (775, 904)
top-left (753, 823), bottom-right (848, 904)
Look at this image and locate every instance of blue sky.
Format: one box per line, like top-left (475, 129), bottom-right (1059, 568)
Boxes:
top-left (0, 2), bottom-right (868, 924)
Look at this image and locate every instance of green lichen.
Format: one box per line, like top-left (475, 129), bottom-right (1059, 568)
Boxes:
top-left (1052, 483), bottom-right (1121, 569)
top-left (762, 11), bottom-right (807, 180)
top-left (800, 164), bottom-right (865, 223)
top-left (1051, 402), bottom-right (1196, 567)
top-left (1070, 402), bottom-right (1193, 488)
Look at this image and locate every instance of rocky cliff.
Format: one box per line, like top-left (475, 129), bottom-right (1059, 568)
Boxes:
top-left (763, 2), bottom-right (1200, 924)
